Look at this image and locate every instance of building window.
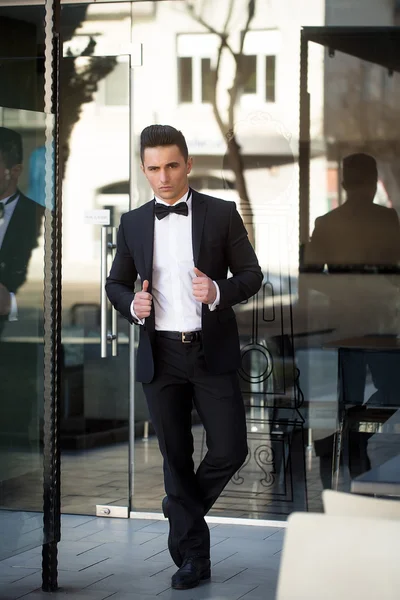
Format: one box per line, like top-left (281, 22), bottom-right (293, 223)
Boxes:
top-left (266, 55), bottom-right (276, 102)
top-left (178, 57), bottom-right (193, 103)
top-left (178, 55), bottom-right (215, 104)
top-left (104, 61), bottom-right (129, 106)
top-left (177, 33), bottom-right (218, 105)
top-left (241, 29), bottom-right (281, 104)
top-left (201, 58), bottom-right (214, 103)
top-left (242, 55), bottom-right (257, 94)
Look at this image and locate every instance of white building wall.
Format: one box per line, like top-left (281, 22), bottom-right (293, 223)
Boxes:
top-left (63, 0), bottom-right (396, 281)
top-left (62, 0), bottom-right (328, 282)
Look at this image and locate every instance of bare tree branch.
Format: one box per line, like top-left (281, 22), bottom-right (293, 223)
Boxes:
top-left (211, 42), bottom-right (229, 134)
top-left (185, 0), bottom-right (237, 60)
top-left (229, 0), bottom-right (257, 129)
top-left (183, 0), bottom-right (258, 246)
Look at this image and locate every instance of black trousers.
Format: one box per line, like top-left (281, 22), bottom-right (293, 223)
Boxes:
top-left (142, 334), bottom-right (248, 561)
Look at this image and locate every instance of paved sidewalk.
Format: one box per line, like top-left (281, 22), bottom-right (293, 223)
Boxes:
top-left (0, 513), bottom-right (285, 599)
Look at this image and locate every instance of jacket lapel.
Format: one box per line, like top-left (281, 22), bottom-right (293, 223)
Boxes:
top-left (141, 200), bottom-right (155, 288)
top-left (191, 189), bottom-right (207, 268)
top-left (0, 193), bottom-right (35, 260)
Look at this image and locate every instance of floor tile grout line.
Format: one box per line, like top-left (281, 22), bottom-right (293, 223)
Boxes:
top-left (14, 585), bottom-right (42, 600)
top-left (156, 584), bottom-right (173, 596)
top-left (144, 548), bottom-right (169, 561)
top-left (212, 552), bottom-right (239, 566)
top-left (220, 567), bottom-right (249, 583)
top-left (140, 533), bottom-right (166, 546)
top-left (149, 564), bottom-right (174, 577)
top-left (78, 557), bottom-right (111, 572)
top-left (237, 584), bottom-right (261, 599)
top-left (210, 537), bottom-right (229, 548)
top-left (76, 542), bottom-right (107, 556)
top-left (10, 569), bottom-right (42, 585)
top-left (82, 572), bottom-right (115, 590)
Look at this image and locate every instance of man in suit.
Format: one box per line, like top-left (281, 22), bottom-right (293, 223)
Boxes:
top-left (106, 125), bottom-right (262, 590)
top-left (0, 127), bottom-right (44, 448)
top-left (0, 127), bottom-right (43, 335)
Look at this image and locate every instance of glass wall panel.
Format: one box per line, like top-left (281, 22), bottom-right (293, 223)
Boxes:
top-left (0, 2), bottom-right (49, 561)
top-left (59, 2), bottom-right (132, 515)
top-left (127, 0), bottom-right (400, 519)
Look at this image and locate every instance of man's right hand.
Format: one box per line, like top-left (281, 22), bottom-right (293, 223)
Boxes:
top-left (133, 280), bottom-right (152, 319)
top-left (0, 283), bottom-right (11, 316)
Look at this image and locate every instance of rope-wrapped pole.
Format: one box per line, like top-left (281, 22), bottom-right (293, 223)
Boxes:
top-left (42, 0), bottom-right (62, 592)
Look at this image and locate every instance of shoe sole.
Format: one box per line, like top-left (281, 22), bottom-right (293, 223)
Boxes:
top-left (171, 569), bottom-right (211, 590)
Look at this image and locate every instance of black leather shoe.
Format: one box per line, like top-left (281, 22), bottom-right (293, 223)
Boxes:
top-left (171, 556), bottom-right (211, 590)
top-left (162, 496), bottom-right (182, 568)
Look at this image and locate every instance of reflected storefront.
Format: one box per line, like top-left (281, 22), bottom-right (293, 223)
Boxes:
top-left (1, 0), bottom-right (400, 586)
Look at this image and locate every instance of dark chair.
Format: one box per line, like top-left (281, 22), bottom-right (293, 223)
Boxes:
top-left (332, 346), bottom-right (400, 490)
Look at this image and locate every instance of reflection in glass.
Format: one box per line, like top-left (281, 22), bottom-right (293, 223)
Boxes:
top-left (242, 55), bottom-right (257, 94)
top-left (178, 57), bottom-right (193, 103)
top-left (0, 112), bottom-right (46, 559)
top-left (266, 55), bottom-right (276, 102)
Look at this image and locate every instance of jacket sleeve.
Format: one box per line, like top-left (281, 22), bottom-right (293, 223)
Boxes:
top-left (215, 203), bottom-right (263, 309)
top-left (105, 216), bottom-right (137, 323)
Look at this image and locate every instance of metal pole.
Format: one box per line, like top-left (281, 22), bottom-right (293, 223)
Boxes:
top-left (128, 54), bottom-right (135, 512)
top-left (299, 29), bottom-right (310, 258)
top-left (42, 0), bottom-right (61, 592)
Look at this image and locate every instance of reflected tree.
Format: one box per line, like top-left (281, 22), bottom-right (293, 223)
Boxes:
top-left (60, 6), bottom-right (117, 180)
top-left (184, 0), bottom-right (257, 246)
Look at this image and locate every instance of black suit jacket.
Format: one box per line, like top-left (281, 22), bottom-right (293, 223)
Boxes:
top-left (106, 189), bottom-right (263, 383)
top-left (0, 192), bottom-right (44, 335)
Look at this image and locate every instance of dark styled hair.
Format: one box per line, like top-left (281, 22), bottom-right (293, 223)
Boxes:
top-left (0, 127), bottom-right (23, 168)
top-left (140, 125), bottom-right (188, 163)
top-left (342, 153), bottom-right (378, 187)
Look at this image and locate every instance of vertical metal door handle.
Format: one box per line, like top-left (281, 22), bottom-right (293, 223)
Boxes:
top-left (100, 227), bottom-right (108, 358)
top-left (110, 227), bottom-right (118, 356)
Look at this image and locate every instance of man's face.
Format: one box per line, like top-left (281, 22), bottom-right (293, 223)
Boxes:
top-left (141, 145), bottom-right (192, 205)
top-left (0, 151), bottom-right (21, 200)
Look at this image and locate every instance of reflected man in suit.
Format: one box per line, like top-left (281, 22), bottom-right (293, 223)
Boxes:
top-left (106, 125), bottom-right (262, 590)
top-left (0, 127), bottom-right (44, 449)
top-left (0, 127), bottom-right (44, 335)
top-left (306, 153), bottom-right (400, 272)
top-left (305, 153), bottom-right (400, 486)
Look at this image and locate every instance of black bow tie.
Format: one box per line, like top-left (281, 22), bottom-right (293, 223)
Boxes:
top-left (154, 201), bottom-right (188, 220)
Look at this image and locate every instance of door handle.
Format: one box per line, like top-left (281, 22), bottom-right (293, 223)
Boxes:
top-left (100, 227), bottom-right (109, 358)
top-left (101, 226), bottom-right (119, 358)
top-left (109, 228), bottom-right (118, 357)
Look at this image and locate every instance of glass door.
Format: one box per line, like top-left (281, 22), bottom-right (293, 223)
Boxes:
top-left (60, 52), bottom-right (135, 516)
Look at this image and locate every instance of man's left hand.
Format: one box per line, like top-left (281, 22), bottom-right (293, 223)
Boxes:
top-left (192, 268), bottom-right (216, 304)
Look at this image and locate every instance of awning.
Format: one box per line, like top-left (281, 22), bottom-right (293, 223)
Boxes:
top-left (302, 26), bottom-right (400, 73)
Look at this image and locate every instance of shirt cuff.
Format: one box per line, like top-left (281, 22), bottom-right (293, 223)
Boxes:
top-left (8, 293), bottom-right (18, 322)
top-left (208, 281), bottom-right (220, 312)
top-left (130, 299), bottom-right (145, 325)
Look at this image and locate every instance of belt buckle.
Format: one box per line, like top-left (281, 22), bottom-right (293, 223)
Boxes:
top-left (181, 332), bottom-right (191, 343)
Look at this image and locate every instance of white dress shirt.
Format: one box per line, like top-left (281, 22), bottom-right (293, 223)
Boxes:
top-left (130, 189), bottom-right (220, 330)
top-left (0, 193), bottom-right (19, 322)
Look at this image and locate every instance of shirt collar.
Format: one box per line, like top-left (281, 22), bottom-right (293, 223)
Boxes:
top-left (0, 191), bottom-right (19, 204)
top-left (154, 188), bottom-right (191, 207)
